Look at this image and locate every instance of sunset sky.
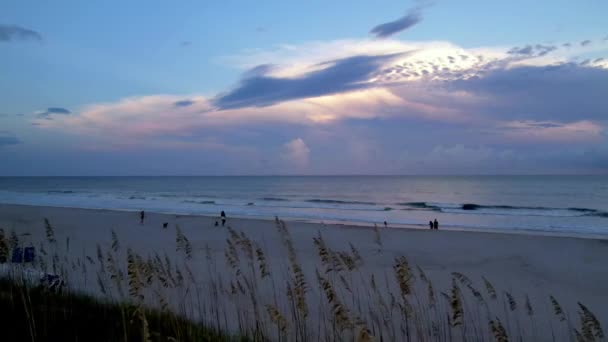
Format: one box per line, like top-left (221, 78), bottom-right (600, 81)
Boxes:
top-left (1, 0), bottom-right (607, 175)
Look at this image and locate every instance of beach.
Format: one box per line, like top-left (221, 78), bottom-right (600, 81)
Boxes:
top-left (1, 203), bottom-right (607, 340)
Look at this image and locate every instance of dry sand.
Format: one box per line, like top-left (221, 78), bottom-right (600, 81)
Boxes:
top-left (1, 203), bottom-right (607, 340)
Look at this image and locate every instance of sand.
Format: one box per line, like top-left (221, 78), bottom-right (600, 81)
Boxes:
top-left (1, 203), bottom-right (607, 340)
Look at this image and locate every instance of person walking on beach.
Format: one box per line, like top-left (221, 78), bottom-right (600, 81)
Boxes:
top-left (140, 210), bottom-right (145, 225)
top-left (221, 211), bottom-right (226, 226)
top-left (433, 218), bottom-right (439, 230)
top-left (429, 220), bottom-right (434, 230)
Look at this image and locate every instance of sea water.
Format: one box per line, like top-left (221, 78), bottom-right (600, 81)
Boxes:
top-left (0, 176), bottom-right (606, 237)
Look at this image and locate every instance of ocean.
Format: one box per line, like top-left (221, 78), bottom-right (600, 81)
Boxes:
top-left (0, 176), bottom-right (606, 237)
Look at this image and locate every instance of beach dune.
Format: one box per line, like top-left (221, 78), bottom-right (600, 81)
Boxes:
top-left (1, 203), bottom-right (606, 341)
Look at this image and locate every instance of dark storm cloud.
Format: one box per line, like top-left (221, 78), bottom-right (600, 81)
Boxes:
top-left (37, 107), bottom-right (71, 118)
top-left (214, 53), bottom-right (403, 109)
top-left (174, 99), bottom-right (195, 107)
top-left (0, 24), bottom-right (42, 42)
top-left (449, 64), bottom-right (608, 120)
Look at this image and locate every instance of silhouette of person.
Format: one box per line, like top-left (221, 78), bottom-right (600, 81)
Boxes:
top-left (433, 219), bottom-right (439, 230)
top-left (214, 220), bottom-right (219, 227)
top-left (140, 210), bottom-right (145, 225)
top-left (221, 211), bottom-right (226, 226)
top-left (429, 220), bottom-right (433, 230)
top-left (383, 221), bottom-right (388, 228)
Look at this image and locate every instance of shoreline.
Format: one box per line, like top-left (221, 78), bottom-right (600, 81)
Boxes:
top-left (1, 202), bottom-right (606, 241)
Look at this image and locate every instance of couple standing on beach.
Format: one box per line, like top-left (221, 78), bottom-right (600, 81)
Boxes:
top-left (429, 219), bottom-right (439, 230)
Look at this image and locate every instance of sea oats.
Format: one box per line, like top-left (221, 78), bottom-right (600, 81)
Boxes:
top-left (489, 318), bottom-right (508, 342)
top-left (505, 291), bottom-right (517, 311)
top-left (550, 295), bottom-right (566, 322)
top-left (238, 231), bottom-right (254, 261)
top-left (317, 269), bottom-right (352, 331)
top-left (111, 229), bottom-right (120, 252)
top-left (254, 244), bottom-right (270, 278)
top-left (525, 295), bottom-right (534, 316)
top-left (483, 276), bottom-right (497, 300)
top-left (338, 251), bottom-right (356, 271)
top-left (428, 281), bottom-right (436, 308)
top-left (450, 279), bottom-right (463, 327)
top-left (393, 256), bottom-right (413, 297)
top-left (313, 233), bottom-right (332, 270)
top-left (349, 242), bottom-right (363, 267)
top-left (467, 284), bottom-right (484, 303)
top-left (44, 218), bottom-right (56, 244)
top-left (578, 302), bottom-right (604, 339)
top-left (127, 248), bottom-right (144, 302)
top-left (452, 272), bottom-right (472, 287)
top-left (573, 328), bottom-right (586, 342)
top-left (266, 304), bottom-right (288, 333)
top-left (0, 229), bottom-right (8, 262)
top-left (417, 265), bottom-right (429, 283)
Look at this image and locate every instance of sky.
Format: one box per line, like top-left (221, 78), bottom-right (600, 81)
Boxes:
top-left (1, 0), bottom-right (607, 175)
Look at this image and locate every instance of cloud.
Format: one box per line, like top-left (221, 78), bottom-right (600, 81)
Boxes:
top-left (37, 107), bottom-right (71, 118)
top-left (214, 53), bottom-right (402, 109)
top-left (32, 36), bottom-right (608, 174)
top-left (0, 24), bottom-right (42, 42)
top-left (507, 44), bottom-right (557, 57)
top-left (180, 41), bottom-right (191, 47)
top-left (370, 2), bottom-right (433, 38)
top-left (174, 99), bottom-right (195, 107)
top-left (448, 64), bottom-right (608, 121)
top-left (497, 120), bottom-right (603, 143)
top-left (0, 131), bottom-right (21, 147)
top-left (580, 40), bottom-right (592, 47)
top-left (282, 138), bottom-right (310, 169)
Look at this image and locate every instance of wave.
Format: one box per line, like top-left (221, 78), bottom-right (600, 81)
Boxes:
top-left (461, 203), bottom-right (545, 211)
top-left (590, 212), bottom-right (608, 218)
top-left (306, 199), bottom-right (376, 205)
top-left (397, 202), bottom-right (441, 211)
top-left (47, 190), bottom-right (76, 194)
top-left (460, 204), bottom-right (608, 218)
top-left (398, 202), bottom-right (608, 218)
top-left (181, 200), bottom-right (215, 205)
top-left (261, 197), bottom-right (289, 202)
top-left (568, 207), bottom-right (597, 213)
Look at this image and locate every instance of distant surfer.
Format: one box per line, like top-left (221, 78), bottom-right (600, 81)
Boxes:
top-left (221, 211), bottom-right (226, 226)
top-left (140, 210), bottom-right (145, 225)
top-left (433, 219), bottom-right (439, 230)
top-left (429, 220), bottom-right (433, 230)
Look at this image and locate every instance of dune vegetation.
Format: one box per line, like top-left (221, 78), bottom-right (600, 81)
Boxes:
top-left (0, 218), bottom-right (604, 341)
